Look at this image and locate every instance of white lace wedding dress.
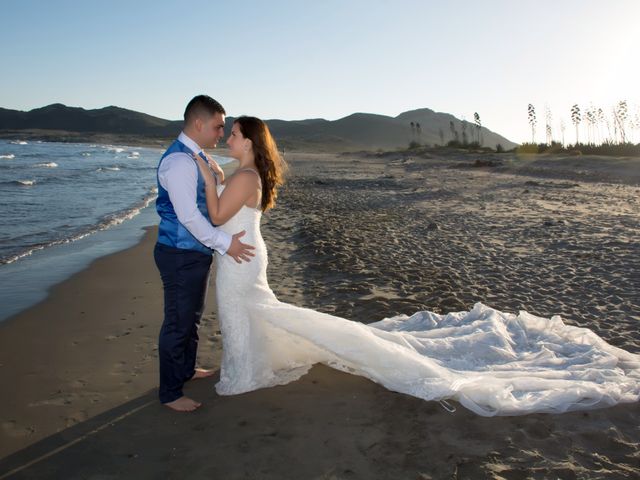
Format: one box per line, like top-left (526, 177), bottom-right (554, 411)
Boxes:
top-left (213, 186), bottom-right (640, 416)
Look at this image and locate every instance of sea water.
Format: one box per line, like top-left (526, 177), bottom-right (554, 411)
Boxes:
top-left (0, 139), bottom-right (231, 320)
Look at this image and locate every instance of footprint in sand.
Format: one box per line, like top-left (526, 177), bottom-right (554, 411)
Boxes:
top-left (70, 379), bottom-right (88, 388)
top-left (2, 420), bottom-right (36, 437)
top-left (62, 411), bottom-right (88, 427)
top-left (109, 360), bottom-right (129, 375)
top-left (28, 392), bottom-right (77, 407)
top-left (105, 328), bottom-right (133, 341)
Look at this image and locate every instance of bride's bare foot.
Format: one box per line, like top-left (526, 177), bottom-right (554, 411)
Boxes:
top-left (190, 368), bottom-right (214, 380)
top-left (163, 396), bottom-right (202, 412)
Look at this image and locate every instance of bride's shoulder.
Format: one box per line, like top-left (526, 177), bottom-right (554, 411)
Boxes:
top-left (229, 169), bottom-right (261, 187)
top-left (234, 168), bottom-right (261, 179)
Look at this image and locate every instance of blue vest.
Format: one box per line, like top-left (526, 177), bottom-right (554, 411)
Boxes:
top-left (156, 139), bottom-right (212, 255)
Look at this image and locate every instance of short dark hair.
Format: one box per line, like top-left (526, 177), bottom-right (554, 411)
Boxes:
top-left (183, 95), bottom-right (226, 124)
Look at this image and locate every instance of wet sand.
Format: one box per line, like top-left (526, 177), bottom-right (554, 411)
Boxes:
top-left (1, 151), bottom-right (639, 479)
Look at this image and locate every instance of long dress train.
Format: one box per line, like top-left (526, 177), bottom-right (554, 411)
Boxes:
top-left (213, 186), bottom-right (640, 416)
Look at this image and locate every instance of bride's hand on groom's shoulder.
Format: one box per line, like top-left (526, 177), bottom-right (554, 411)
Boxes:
top-left (200, 152), bottom-right (225, 184)
top-left (193, 153), bottom-right (224, 185)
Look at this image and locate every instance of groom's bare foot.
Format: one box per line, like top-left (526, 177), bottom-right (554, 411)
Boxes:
top-left (190, 368), bottom-right (214, 380)
top-left (163, 396), bottom-right (202, 412)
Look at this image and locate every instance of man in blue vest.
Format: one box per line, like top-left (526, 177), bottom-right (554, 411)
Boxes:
top-left (154, 95), bottom-right (254, 411)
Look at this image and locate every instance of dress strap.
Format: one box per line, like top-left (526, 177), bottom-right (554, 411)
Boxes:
top-left (237, 168), bottom-right (260, 177)
top-left (236, 168), bottom-right (262, 187)
top-left (236, 168), bottom-right (262, 209)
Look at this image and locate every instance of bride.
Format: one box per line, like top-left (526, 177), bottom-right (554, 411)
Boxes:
top-left (194, 116), bottom-right (640, 416)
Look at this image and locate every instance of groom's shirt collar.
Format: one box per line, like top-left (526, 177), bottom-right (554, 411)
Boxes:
top-left (178, 131), bottom-right (203, 156)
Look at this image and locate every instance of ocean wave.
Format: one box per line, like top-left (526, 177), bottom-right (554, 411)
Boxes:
top-left (99, 187), bottom-right (158, 229)
top-left (81, 152), bottom-right (92, 157)
top-left (127, 151), bottom-right (140, 159)
top-left (97, 145), bottom-right (127, 154)
top-left (0, 186), bottom-right (158, 265)
top-left (34, 162), bottom-right (58, 168)
top-left (0, 179), bottom-right (37, 186)
top-left (97, 166), bottom-right (121, 172)
top-left (0, 154), bottom-right (15, 159)
top-left (10, 141), bottom-right (28, 145)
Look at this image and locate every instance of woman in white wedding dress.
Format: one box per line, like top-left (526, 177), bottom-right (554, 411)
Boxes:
top-left (194, 116), bottom-right (640, 417)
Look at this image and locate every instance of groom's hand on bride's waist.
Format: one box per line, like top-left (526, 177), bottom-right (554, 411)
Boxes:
top-left (227, 230), bottom-right (255, 263)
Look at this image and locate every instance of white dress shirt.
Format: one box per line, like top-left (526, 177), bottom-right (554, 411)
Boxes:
top-left (158, 132), bottom-right (232, 255)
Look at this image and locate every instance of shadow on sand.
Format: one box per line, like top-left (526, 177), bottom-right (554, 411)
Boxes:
top-left (1, 365), bottom-right (639, 479)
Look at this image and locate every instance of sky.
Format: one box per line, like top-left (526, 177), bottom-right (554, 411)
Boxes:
top-left (2, 0), bottom-right (639, 145)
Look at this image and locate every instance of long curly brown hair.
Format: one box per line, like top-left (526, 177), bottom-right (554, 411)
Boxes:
top-left (234, 116), bottom-right (287, 212)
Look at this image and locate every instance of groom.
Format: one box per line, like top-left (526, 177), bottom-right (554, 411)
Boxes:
top-left (154, 95), bottom-right (254, 412)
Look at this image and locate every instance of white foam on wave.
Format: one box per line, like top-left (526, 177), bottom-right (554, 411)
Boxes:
top-left (97, 166), bottom-right (121, 172)
top-left (10, 141), bottom-right (28, 145)
top-left (127, 151), bottom-right (140, 159)
top-left (100, 187), bottom-right (158, 229)
top-left (101, 145), bottom-right (126, 154)
top-left (16, 180), bottom-right (35, 186)
top-left (0, 154), bottom-right (15, 159)
top-left (81, 152), bottom-right (92, 157)
top-left (34, 162), bottom-right (58, 168)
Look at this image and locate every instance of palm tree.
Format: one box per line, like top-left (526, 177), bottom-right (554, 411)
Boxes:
top-left (615, 100), bottom-right (628, 143)
top-left (571, 104), bottom-right (581, 145)
top-left (583, 105), bottom-right (598, 145)
top-left (527, 104), bottom-right (537, 143)
top-left (596, 107), bottom-right (605, 145)
top-left (473, 112), bottom-right (482, 145)
top-left (631, 107), bottom-right (640, 144)
top-left (544, 106), bottom-right (553, 145)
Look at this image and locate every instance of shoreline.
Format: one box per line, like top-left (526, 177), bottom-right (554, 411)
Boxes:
top-left (1, 159), bottom-right (242, 458)
top-left (0, 144), bottom-right (236, 322)
top-left (0, 205), bottom-right (157, 322)
top-left (1, 151), bottom-right (639, 478)
top-left (0, 226), bottom-right (168, 458)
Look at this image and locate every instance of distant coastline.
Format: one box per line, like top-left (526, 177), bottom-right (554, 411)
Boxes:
top-left (0, 129), bottom-right (171, 149)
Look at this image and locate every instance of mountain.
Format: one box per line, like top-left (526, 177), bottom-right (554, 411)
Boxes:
top-left (254, 108), bottom-right (518, 150)
top-left (0, 104), bottom-right (517, 150)
top-left (0, 104), bottom-right (181, 136)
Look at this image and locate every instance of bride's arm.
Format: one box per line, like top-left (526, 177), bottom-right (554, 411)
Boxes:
top-left (206, 153), bottom-right (225, 184)
top-left (193, 155), bottom-right (259, 225)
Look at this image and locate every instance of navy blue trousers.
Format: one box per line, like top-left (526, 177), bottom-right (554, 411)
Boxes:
top-left (154, 242), bottom-right (213, 403)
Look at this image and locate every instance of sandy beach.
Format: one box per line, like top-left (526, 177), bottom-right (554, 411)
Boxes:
top-left (1, 150), bottom-right (639, 479)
